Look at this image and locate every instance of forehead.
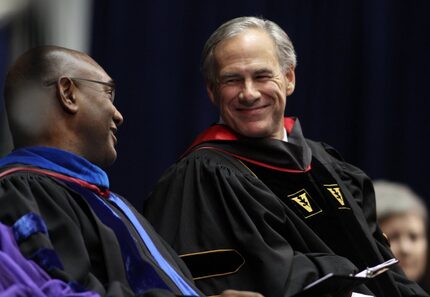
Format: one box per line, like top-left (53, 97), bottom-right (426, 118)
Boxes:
top-left (81, 63), bottom-right (111, 82)
top-left (213, 29), bottom-right (280, 73)
top-left (382, 212), bottom-right (426, 231)
top-left (69, 54), bottom-right (112, 81)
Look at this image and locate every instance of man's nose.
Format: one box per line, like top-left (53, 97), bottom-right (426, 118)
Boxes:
top-left (239, 80), bottom-right (261, 103)
top-left (113, 107), bottom-right (124, 126)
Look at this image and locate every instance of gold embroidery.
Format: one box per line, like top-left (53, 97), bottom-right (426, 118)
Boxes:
top-left (291, 192), bottom-right (314, 212)
top-left (288, 189), bottom-right (322, 218)
top-left (324, 184), bottom-right (351, 210)
top-left (382, 232), bottom-right (390, 244)
top-left (179, 249), bottom-right (245, 281)
top-left (326, 187), bottom-right (345, 206)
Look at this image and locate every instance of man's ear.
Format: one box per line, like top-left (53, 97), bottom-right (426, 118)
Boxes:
top-left (206, 83), bottom-right (218, 105)
top-left (286, 66), bottom-right (296, 96)
top-left (57, 77), bottom-right (79, 114)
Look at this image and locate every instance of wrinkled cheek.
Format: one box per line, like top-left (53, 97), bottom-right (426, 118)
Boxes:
top-left (273, 99), bottom-right (286, 120)
top-left (219, 99), bottom-right (237, 117)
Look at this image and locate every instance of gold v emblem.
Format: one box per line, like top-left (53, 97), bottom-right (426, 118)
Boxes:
top-left (288, 189), bottom-right (322, 218)
top-left (325, 185), bottom-right (345, 206)
top-left (291, 193), bottom-right (313, 212)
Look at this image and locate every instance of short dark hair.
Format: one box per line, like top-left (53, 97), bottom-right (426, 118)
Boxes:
top-left (4, 46), bottom-right (86, 147)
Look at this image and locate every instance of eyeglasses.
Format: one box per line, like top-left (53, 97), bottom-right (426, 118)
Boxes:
top-left (44, 77), bottom-right (116, 101)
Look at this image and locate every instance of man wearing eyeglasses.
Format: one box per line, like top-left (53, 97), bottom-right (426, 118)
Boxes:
top-left (0, 46), bottom-right (261, 297)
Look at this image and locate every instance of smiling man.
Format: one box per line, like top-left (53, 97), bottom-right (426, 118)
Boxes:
top-left (144, 17), bottom-right (429, 297)
top-left (207, 26), bottom-right (294, 139)
top-left (0, 46), bottom-right (190, 297)
top-left (0, 46), bottom-right (263, 297)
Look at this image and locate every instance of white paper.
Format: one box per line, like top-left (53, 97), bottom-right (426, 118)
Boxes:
top-left (354, 258), bottom-right (399, 278)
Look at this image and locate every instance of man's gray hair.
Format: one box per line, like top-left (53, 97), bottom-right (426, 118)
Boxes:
top-left (201, 16), bottom-right (297, 85)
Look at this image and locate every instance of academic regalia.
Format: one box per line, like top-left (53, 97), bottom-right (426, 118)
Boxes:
top-left (0, 221), bottom-right (101, 297)
top-left (144, 118), bottom-right (428, 297)
top-left (0, 147), bottom-right (202, 297)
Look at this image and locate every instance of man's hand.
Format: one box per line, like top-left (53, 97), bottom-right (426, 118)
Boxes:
top-left (219, 290), bottom-right (264, 297)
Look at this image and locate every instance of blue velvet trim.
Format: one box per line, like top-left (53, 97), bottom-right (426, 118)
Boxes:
top-left (0, 146), bottom-right (109, 188)
top-left (66, 182), bottom-right (171, 294)
top-left (31, 248), bottom-right (64, 271)
top-left (67, 281), bottom-right (86, 292)
top-left (12, 212), bottom-right (48, 243)
top-left (110, 193), bottom-right (199, 296)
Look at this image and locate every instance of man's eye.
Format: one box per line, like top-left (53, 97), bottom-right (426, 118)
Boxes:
top-left (105, 88), bottom-right (114, 96)
top-left (105, 89), bottom-right (115, 101)
top-left (222, 78), bottom-right (240, 84)
top-left (256, 75), bottom-right (271, 81)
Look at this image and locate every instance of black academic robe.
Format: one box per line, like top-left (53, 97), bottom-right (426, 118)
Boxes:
top-left (143, 118), bottom-right (428, 297)
top-left (0, 165), bottom-right (198, 297)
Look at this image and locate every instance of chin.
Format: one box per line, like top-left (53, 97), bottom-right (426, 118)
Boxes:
top-left (238, 130), bottom-right (270, 138)
top-left (97, 151), bottom-right (117, 169)
top-left (225, 117), bottom-right (281, 138)
top-left (236, 124), bottom-right (274, 138)
top-left (106, 152), bottom-right (118, 167)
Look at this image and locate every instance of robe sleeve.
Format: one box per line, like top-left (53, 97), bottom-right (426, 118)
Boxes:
top-left (0, 171), bottom-right (181, 297)
top-left (321, 142), bottom-right (429, 297)
top-left (144, 149), bottom-right (359, 297)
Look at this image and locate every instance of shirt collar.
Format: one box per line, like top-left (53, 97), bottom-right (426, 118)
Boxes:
top-left (218, 117), bottom-right (289, 142)
top-left (282, 128), bottom-right (289, 142)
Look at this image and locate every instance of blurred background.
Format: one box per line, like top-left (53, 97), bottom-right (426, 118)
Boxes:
top-left (0, 0), bottom-right (428, 210)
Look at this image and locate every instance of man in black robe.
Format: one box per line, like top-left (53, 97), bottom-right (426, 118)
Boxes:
top-left (0, 46), bottom-right (261, 297)
top-left (143, 17), bottom-right (428, 297)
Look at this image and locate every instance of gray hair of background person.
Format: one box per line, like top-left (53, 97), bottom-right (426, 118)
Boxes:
top-left (201, 16), bottom-right (297, 86)
top-left (374, 180), bottom-right (428, 222)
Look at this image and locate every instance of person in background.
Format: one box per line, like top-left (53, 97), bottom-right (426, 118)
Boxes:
top-left (143, 16), bottom-right (429, 297)
top-left (375, 180), bottom-right (430, 292)
top-left (0, 45), bottom-right (262, 297)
